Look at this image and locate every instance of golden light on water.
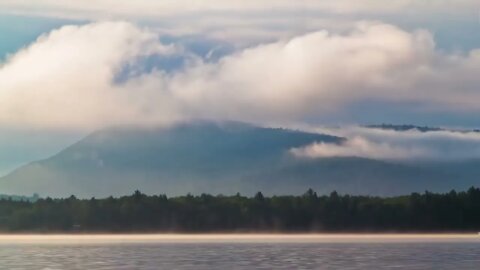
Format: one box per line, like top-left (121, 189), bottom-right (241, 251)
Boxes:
top-left (0, 234), bottom-right (479, 244)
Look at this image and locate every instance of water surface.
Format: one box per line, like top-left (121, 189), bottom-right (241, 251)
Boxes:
top-left (1, 234), bottom-right (479, 269)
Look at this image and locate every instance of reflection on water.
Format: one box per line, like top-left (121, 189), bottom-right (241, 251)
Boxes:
top-left (0, 235), bottom-right (479, 270)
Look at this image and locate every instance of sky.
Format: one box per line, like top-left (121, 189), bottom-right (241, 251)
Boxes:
top-left (1, 0), bottom-right (480, 175)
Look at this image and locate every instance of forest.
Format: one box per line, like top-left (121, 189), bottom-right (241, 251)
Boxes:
top-left (0, 188), bottom-right (480, 232)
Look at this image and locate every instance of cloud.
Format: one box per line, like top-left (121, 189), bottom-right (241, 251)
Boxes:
top-left (290, 136), bottom-right (429, 160)
top-left (159, 22), bottom-right (435, 123)
top-left (290, 126), bottom-right (480, 161)
top-left (2, 0), bottom-right (478, 48)
top-left (3, 21), bottom-right (480, 130)
top-left (0, 21), bottom-right (183, 129)
top-left (1, 0), bottom-right (476, 19)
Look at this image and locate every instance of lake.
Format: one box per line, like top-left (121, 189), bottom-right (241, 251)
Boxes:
top-left (0, 234), bottom-right (479, 269)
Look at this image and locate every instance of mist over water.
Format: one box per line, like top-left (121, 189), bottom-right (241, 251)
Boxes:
top-left (1, 235), bottom-right (479, 269)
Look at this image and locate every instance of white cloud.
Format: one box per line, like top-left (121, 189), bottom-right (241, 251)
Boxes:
top-left (0, 21), bottom-right (182, 130)
top-left (1, 0), bottom-right (476, 19)
top-left (3, 21), bottom-right (480, 130)
top-left (291, 126), bottom-right (480, 160)
top-left (159, 22), bottom-right (435, 123)
top-left (290, 136), bottom-right (430, 160)
top-left (2, 0), bottom-right (477, 47)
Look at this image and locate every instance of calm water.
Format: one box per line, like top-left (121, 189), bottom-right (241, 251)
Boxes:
top-left (0, 235), bottom-right (479, 269)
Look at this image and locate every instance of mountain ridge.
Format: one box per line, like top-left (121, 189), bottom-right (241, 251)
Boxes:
top-left (0, 121), bottom-right (478, 198)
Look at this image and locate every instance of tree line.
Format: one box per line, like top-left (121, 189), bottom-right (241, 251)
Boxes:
top-left (0, 187), bottom-right (480, 232)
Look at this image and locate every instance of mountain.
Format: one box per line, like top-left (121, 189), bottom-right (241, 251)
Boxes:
top-left (366, 123), bottom-right (480, 133)
top-left (365, 124), bottom-right (443, 132)
top-left (0, 121), bottom-right (477, 197)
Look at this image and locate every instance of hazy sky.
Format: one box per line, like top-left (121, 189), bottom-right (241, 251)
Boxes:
top-left (1, 0), bottom-right (480, 175)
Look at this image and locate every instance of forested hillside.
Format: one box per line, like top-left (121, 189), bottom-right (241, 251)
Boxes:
top-left (1, 188), bottom-right (480, 232)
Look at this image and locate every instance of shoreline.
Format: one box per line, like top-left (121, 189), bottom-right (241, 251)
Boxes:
top-left (0, 233), bottom-right (479, 244)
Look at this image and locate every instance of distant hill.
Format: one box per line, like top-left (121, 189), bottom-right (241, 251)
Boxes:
top-left (0, 121), bottom-right (478, 197)
top-left (365, 124), bottom-right (443, 132)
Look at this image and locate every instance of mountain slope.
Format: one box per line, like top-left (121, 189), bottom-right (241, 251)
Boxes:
top-left (0, 121), bottom-right (476, 197)
top-left (0, 121), bottom-right (338, 197)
